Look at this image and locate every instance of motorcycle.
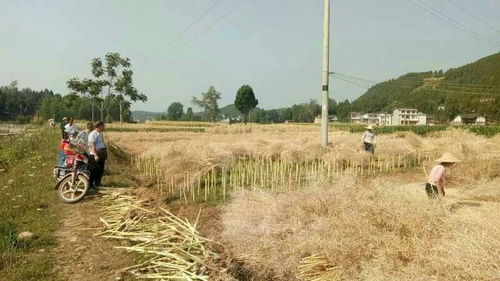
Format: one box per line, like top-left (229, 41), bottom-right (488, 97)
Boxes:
top-left (53, 139), bottom-right (90, 203)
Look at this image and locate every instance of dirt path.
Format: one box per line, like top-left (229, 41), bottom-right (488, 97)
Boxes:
top-left (53, 143), bottom-right (139, 281)
top-left (53, 194), bottom-right (134, 281)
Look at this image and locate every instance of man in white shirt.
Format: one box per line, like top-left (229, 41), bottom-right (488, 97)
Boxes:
top-left (64, 118), bottom-right (78, 138)
top-left (88, 121), bottom-right (107, 189)
top-left (361, 125), bottom-right (376, 154)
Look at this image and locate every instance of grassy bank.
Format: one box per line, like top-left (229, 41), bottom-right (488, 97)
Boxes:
top-left (0, 128), bottom-right (61, 281)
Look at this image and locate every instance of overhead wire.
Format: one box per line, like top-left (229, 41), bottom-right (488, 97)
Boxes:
top-left (183, 0), bottom-right (249, 47)
top-left (406, 0), bottom-right (499, 50)
top-left (330, 72), bottom-right (499, 97)
top-left (445, 0), bottom-right (500, 35)
top-left (141, 0), bottom-right (225, 65)
top-left (334, 71), bottom-right (500, 89)
top-left (144, 0), bottom-right (249, 64)
top-left (331, 74), bottom-right (370, 89)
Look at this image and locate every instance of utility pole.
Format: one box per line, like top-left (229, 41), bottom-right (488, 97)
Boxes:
top-left (321, 0), bottom-right (331, 148)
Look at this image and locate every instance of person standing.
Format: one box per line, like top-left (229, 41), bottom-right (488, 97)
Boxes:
top-left (64, 118), bottom-right (78, 138)
top-left (361, 125), bottom-right (376, 154)
top-left (76, 122), bottom-right (94, 147)
top-left (60, 117), bottom-right (68, 139)
top-left (426, 153), bottom-right (460, 198)
top-left (88, 121), bottom-right (107, 189)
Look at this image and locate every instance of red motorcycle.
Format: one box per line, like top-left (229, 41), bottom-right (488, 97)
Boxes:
top-left (53, 140), bottom-right (90, 203)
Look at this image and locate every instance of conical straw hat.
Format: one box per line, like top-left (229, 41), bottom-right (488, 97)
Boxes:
top-left (435, 153), bottom-right (460, 163)
top-left (365, 125), bottom-right (374, 130)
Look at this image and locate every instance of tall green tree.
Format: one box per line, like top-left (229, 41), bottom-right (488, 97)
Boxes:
top-left (67, 52), bottom-right (146, 123)
top-left (182, 107), bottom-right (194, 121)
top-left (234, 85), bottom-right (258, 124)
top-left (192, 86), bottom-right (221, 122)
top-left (166, 102), bottom-right (184, 121)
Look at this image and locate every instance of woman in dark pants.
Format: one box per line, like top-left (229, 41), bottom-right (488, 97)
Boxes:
top-left (426, 153), bottom-right (460, 198)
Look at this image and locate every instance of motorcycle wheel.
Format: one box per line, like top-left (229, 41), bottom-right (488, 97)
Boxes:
top-left (57, 174), bottom-right (89, 204)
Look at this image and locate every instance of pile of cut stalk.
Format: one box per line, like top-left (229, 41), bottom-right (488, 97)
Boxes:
top-left (96, 189), bottom-right (216, 280)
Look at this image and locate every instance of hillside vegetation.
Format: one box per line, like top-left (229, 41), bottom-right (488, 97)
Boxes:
top-left (353, 52), bottom-right (500, 121)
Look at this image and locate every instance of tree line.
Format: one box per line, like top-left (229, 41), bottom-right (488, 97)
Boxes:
top-left (1, 52), bottom-right (146, 124)
top-left (161, 85), bottom-right (350, 124)
top-left (0, 80), bottom-right (135, 123)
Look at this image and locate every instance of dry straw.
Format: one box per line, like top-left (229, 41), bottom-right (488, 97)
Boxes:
top-left (221, 178), bottom-right (500, 280)
top-left (109, 127), bottom-right (500, 201)
top-left (96, 189), bottom-right (217, 280)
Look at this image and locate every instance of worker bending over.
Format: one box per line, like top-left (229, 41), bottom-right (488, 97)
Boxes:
top-left (426, 153), bottom-right (460, 198)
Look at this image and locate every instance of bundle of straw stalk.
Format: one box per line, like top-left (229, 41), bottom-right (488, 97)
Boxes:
top-left (298, 254), bottom-right (340, 281)
top-left (97, 189), bottom-right (217, 280)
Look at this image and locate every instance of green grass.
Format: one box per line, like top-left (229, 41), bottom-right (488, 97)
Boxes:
top-left (328, 123), bottom-right (500, 136)
top-left (0, 128), bottom-right (62, 281)
top-left (466, 125), bottom-right (500, 137)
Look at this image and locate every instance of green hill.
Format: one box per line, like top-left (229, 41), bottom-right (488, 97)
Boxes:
top-left (131, 110), bottom-right (164, 121)
top-left (219, 104), bottom-right (242, 119)
top-left (352, 52), bottom-right (500, 121)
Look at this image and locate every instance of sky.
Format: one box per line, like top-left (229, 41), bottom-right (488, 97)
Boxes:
top-left (0, 0), bottom-right (499, 112)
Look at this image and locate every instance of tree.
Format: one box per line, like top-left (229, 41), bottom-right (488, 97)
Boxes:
top-left (67, 52), bottom-right (146, 123)
top-left (192, 86), bottom-right (221, 122)
top-left (234, 85), bottom-right (258, 124)
top-left (166, 102), bottom-right (184, 121)
top-left (182, 107), bottom-right (194, 121)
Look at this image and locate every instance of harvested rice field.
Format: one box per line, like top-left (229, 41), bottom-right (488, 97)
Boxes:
top-left (105, 123), bottom-right (500, 281)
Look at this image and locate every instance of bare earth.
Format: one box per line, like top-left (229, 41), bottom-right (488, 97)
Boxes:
top-left (52, 194), bottom-right (134, 281)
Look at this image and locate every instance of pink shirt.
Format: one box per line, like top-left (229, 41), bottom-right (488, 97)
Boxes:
top-left (428, 164), bottom-right (446, 186)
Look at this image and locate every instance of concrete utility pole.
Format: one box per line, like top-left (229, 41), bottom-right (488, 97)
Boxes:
top-left (321, 0), bottom-right (331, 148)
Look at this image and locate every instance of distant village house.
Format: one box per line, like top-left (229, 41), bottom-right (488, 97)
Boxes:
top-left (314, 115), bottom-right (338, 124)
top-left (451, 114), bottom-right (486, 126)
top-left (348, 108), bottom-right (427, 126)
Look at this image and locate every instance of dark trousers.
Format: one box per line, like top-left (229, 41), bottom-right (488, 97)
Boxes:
top-left (89, 156), bottom-right (105, 188)
top-left (425, 183), bottom-right (439, 198)
top-left (363, 142), bottom-right (374, 154)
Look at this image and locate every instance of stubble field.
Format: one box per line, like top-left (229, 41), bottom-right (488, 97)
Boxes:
top-left (106, 123), bottom-right (500, 281)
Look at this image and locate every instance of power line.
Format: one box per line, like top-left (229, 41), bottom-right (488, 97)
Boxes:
top-left (406, 0), bottom-right (499, 50)
top-left (446, 0), bottom-right (500, 35)
top-left (330, 72), bottom-right (378, 85)
top-left (331, 74), bottom-right (370, 89)
top-left (142, 0), bottom-right (248, 64)
top-left (331, 72), bottom-right (500, 97)
top-left (334, 71), bottom-right (500, 89)
top-left (141, 1), bottom-right (224, 65)
top-left (384, 77), bottom-right (500, 88)
top-left (183, 0), bottom-right (249, 47)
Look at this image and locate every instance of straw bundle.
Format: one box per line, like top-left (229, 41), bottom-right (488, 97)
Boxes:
top-left (298, 254), bottom-right (340, 281)
top-left (97, 189), bottom-right (216, 280)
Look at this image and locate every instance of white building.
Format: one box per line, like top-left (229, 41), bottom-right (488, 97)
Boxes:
top-left (314, 115), bottom-right (338, 124)
top-left (361, 113), bottom-right (380, 125)
top-left (349, 109), bottom-right (427, 126)
top-left (349, 112), bottom-right (363, 123)
top-left (451, 114), bottom-right (486, 125)
top-left (390, 108), bottom-right (426, 126)
top-left (377, 113), bottom-right (392, 126)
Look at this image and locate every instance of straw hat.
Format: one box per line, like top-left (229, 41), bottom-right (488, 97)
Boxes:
top-left (435, 153), bottom-right (461, 163)
top-left (365, 125), bottom-right (374, 130)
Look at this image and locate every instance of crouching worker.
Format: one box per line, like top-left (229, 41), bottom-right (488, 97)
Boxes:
top-left (88, 121), bottom-right (107, 190)
top-left (426, 153), bottom-right (460, 198)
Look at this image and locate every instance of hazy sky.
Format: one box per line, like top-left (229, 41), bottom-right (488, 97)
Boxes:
top-left (1, 0), bottom-right (499, 111)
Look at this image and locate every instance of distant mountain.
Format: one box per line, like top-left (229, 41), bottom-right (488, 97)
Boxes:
top-left (352, 52), bottom-right (500, 120)
top-left (131, 110), bottom-right (164, 121)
